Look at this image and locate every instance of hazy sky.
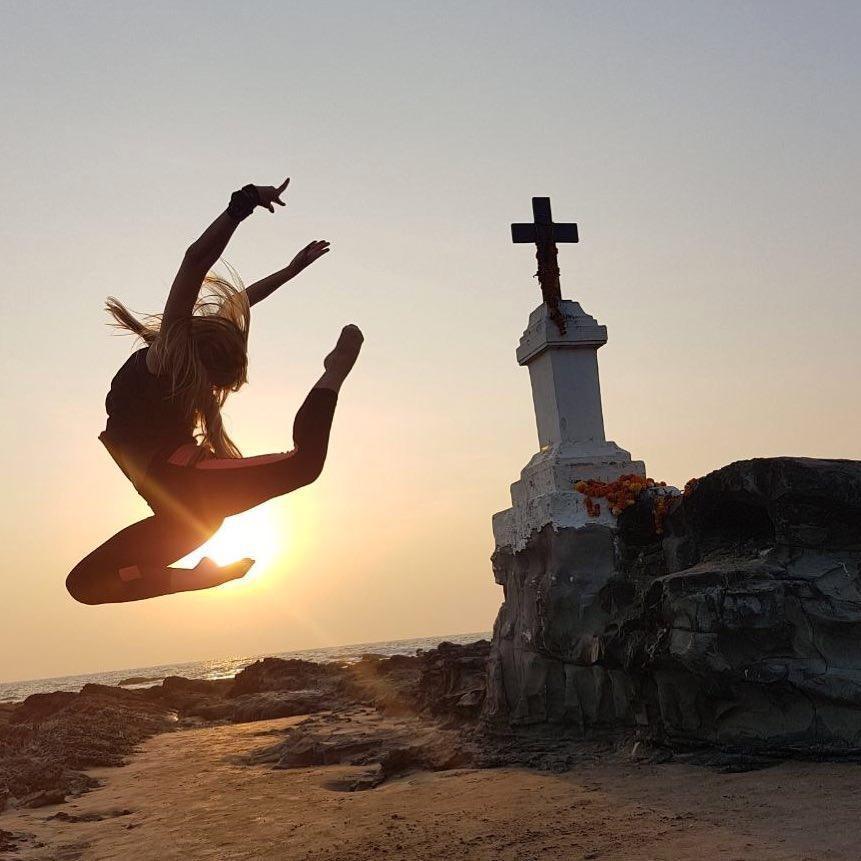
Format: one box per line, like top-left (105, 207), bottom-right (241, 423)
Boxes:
top-left (1, 1), bottom-right (859, 683)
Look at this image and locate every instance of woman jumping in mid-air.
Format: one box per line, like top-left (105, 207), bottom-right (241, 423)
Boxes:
top-left (66, 177), bottom-right (363, 605)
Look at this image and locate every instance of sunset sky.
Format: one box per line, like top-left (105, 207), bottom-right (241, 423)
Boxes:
top-left (1, 1), bottom-right (859, 683)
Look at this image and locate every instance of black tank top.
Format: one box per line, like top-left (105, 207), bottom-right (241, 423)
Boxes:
top-left (101, 347), bottom-right (196, 479)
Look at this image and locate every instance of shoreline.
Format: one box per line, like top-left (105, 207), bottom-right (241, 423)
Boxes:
top-left (0, 632), bottom-right (491, 703)
top-left (0, 640), bottom-right (491, 814)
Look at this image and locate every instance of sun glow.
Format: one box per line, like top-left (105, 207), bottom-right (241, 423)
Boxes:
top-left (176, 504), bottom-right (282, 585)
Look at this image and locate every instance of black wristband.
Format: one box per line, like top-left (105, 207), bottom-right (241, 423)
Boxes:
top-left (226, 185), bottom-right (260, 222)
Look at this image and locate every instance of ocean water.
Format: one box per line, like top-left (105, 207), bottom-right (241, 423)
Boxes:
top-left (0, 632), bottom-right (491, 703)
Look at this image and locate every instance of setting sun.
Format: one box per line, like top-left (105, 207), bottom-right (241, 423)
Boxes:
top-left (176, 504), bottom-right (282, 584)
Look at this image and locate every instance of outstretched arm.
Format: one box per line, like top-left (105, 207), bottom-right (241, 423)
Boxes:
top-left (160, 179), bottom-right (290, 332)
top-left (246, 240), bottom-right (330, 307)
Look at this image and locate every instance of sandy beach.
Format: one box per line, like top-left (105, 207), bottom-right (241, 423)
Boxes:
top-left (3, 712), bottom-right (861, 861)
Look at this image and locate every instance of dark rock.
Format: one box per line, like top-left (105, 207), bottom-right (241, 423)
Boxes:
top-left (272, 734), bottom-right (382, 768)
top-left (487, 523), bottom-right (636, 727)
top-left (664, 457), bottom-right (861, 564)
top-left (12, 691), bottom-right (77, 724)
top-left (251, 706), bottom-right (474, 788)
top-left (159, 676), bottom-right (215, 696)
top-left (46, 807), bottom-right (132, 822)
top-left (230, 691), bottom-right (329, 723)
top-left (160, 676), bottom-right (228, 697)
top-left (144, 675), bottom-right (234, 719)
top-left (487, 457), bottom-right (861, 756)
top-left (413, 641), bottom-right (490, 719)
top-left (0, 828), bottom-right (23, 853)
top-left (340, 654), bottom-right (421, 713)
top-left (183, 700), bottom-right (234, 722)
top-left (229, 658), bottom-right (341, 698)
top-left (0, 682), bottom-right (172, 810)
top-left (344, 641), bottom-right (490, 719)
top-left (377, 739), bottom-right (472, 780)
top-left (116, 676), bottom-right (163, 687)
top-left (0, 704), bottom-right (17, 732)
top-left (20, 788), bottom-right (67, 808)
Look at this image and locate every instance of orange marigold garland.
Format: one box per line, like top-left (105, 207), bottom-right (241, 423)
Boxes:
top-left (574, 474), bottom-right (667, 517)
top-left (574, 473), bottom-right (696, 534)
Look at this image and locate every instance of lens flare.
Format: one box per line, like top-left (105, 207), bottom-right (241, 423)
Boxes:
top-left (176, 504), bottom-right (281, 585)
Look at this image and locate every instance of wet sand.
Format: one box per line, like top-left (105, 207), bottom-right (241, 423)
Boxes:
top-left (3, 716), bottom-right (860, 860)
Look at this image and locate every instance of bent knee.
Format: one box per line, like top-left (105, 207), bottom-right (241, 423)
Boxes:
top-left (66, 569), bottom-right (104, 606)
top-left (300, 464), bottom-right (325, 488)
top-left (294, 453), bottom-right (327, 489)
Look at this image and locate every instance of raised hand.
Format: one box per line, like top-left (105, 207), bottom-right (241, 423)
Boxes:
top-left (245, 238), bottom-right (331, 307)
top-left (285, 240), bottom-right (331, 280)
top-left (253, 178), bottom-right (290, 213)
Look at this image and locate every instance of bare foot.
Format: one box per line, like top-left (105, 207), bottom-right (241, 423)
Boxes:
top-left (324, 324), bottom-right (364, 380)
top-left (193, 556), bottom-right (255, 588)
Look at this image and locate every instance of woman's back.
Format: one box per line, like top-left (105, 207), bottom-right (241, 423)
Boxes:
top-left (101, 347), bottom-right (195, 480)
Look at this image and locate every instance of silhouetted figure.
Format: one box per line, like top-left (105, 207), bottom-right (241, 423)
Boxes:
top-left (66, 179), bottom-right (363, 604)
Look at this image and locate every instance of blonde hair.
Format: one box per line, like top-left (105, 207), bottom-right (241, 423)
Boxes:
top-left (105, 265), bottom-right (250, 459)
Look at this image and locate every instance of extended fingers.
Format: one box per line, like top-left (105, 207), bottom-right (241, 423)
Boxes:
top-left (270, 178), bottom-right (290, 210)
top-left (292, 241), bottom-right (330, 269)
top-left (302, 239), bottom-right (329, 251)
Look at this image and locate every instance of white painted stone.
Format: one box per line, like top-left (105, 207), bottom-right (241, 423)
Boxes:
top-left (494, 299), bottom-right (646, 552)
top-left (516, 301), bottom-right (609, 448)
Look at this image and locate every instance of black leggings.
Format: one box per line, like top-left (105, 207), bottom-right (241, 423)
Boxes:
top-left (66, 388), bottom-right (338, 604)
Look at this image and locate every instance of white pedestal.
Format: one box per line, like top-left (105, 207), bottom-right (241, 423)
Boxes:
top-left (493, 300), bottom-right (645, 551)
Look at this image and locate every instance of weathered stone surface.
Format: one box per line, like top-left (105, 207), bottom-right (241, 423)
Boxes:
top-left (487, 457), bottom-right (861, 756)
top-left (342, 641), bottom-right (490, 719)
top-left (230, 691), bottom-right (329, 723)
top-left (149, 675), bottom-right (233, 715)
top-left (12, 691), bottom-right (78, 724)
top-left (0, 684), bottom-right (171, 810)
top-left (393, 640), bottom-right (490, 719)
top-left (487, 522), bottom-right (636, 728)
top-left (248, 706), bottom-right (474, 790)
top-left (228, 658), bottom-right (342, 698)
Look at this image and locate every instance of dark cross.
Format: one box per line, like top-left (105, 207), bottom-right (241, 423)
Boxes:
top-left (511, 197), bottom-right (578, 334)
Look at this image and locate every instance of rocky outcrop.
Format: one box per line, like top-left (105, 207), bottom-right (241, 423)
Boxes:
top-left (228, 658), bottom-right (343, 698)
top-left (0, 684), bottom-right (172, 809)
top-left (487, 457), bottom-right (861, 756)
top-left (0, 641), bottom-right (490, 810)
top-left (487, 522), bottom-right (636, 728)
top-left (345, 641), bottom-right (490, 719)
top-left (412, 640), bottom-right (489, 718)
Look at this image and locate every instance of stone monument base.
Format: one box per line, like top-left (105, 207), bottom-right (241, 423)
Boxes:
top-left (492, 442), bottom-right (645, 553)
top-left (485, 457), bottom-right (861, 757)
